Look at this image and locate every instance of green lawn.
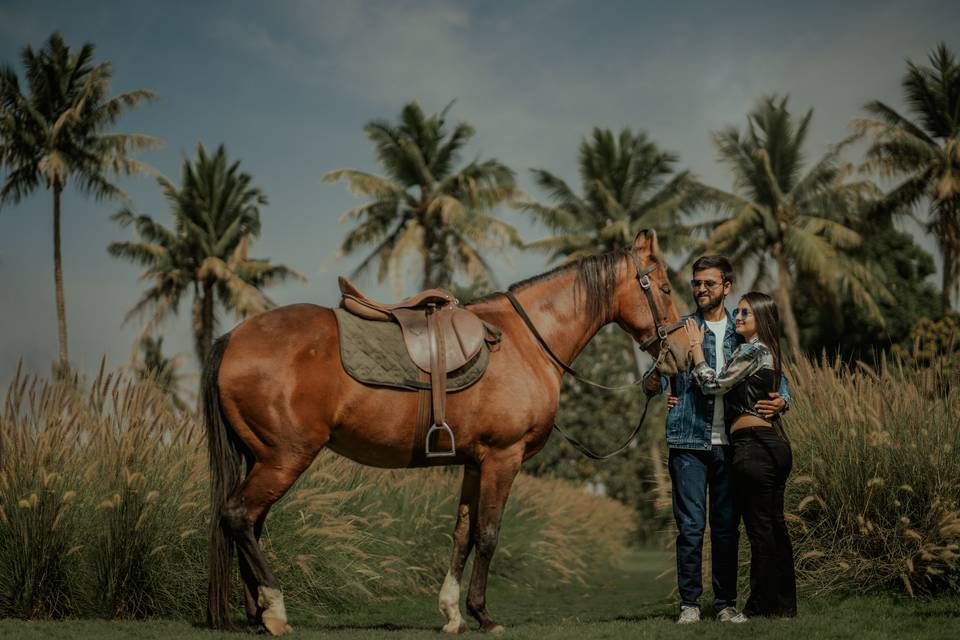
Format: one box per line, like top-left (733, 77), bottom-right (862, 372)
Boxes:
top-left (2, 550), bottom-right (958, 639)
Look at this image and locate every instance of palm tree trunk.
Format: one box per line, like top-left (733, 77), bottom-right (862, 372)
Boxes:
top-left (52, 184), bottom-right (69, 375)
top-left (944, 242), bottom-right (956, 312)
top-left (199, 280), bottom-right (215, 365)
top-left (422, 223), bottom-right (436, 290)
top-left (774, 247), bottom-right (802, 354)
top-left (941, 203), bottom-right (959, 311)
top-left (630, 341), bottom-right (670, 511)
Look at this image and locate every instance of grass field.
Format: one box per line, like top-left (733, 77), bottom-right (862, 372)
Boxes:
top-left (2, 550), bottom-right (958, 639)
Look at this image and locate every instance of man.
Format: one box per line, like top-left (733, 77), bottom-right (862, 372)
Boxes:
top-left (643, 255), bottom-right (790, 624)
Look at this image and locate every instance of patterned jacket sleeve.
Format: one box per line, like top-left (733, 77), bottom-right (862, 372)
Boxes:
top-left (691, 342), bottom-right (765, 395)
top-left (778, 372), bottom-right (791, 411)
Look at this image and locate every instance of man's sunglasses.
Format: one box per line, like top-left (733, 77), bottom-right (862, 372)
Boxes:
top-left (733, 308), bottom-right (753, 319)
top-left (690, 279), bottom-right (725, 290)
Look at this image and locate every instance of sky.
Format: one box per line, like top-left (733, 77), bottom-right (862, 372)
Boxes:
top-left (1, 0), bottom-right (958, 386)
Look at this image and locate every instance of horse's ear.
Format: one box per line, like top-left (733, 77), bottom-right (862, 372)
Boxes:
top-left (633, 229), bottom-right (657, 255)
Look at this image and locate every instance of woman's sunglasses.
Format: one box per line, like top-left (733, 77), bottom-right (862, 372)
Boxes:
top-left (734, 308), bottom-right (752, 319)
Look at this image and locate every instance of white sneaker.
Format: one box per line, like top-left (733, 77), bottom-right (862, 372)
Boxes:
top-left (677, 605), bottom-right (701, 624)
top-left (717, 607), bottom-right (749, 623)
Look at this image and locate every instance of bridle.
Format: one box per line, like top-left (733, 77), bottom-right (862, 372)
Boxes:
top-left (504, 250), bottom-right (686, 459)
top-left (629, 252), bottom-right (687, 354)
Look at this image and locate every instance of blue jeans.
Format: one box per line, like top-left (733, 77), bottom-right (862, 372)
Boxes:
top-left (668, 446), bottom-right (739, 610)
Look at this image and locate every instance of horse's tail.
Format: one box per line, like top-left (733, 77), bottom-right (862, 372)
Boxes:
top-left (204, 334), bottom-right (243, 630)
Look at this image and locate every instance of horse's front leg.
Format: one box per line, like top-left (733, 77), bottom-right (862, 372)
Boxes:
top-left (439, 464), bottom-right (480, 633)
top-left (466, 445), bottom-right (524, 633)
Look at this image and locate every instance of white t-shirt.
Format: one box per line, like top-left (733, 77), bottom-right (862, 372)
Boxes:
top-left (704, 316), bottom-right (729, 445)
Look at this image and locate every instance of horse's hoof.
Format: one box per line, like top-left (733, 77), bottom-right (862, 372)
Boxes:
top-left (443, 620), bottom-right (469, 634)
top-left (258, 587), bottom-right (291, 636)
top-left (262, 618), bottom-right (292, 636)
top-left (261, 620), bottom-right (293, 636)
top-left (482, 623), bottom-right (505, 634)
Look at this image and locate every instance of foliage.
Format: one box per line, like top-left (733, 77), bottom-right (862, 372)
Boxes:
top-left (695, 94), bottom-right (890, 353)
top-left (794, 221), bottom-right (941, 362)
top-left (858, 42), bottom-right (960, 310)
top-left (0, 32), bottom-right (158, 370)
top-left (107, 144), bottom-right (304, 365)
top-left (782, 356), bottom-right (959, 596)
top-left (325, 101), bottom-right (520, 292)
top-left (526, 325), bottom-right (672, 543)
top-left (0, 367), bottom-right (634, 620)
top-left (891, 311), bottom-right (960, 370)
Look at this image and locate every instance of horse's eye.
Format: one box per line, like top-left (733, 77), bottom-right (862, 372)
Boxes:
top-left (661, 284), bottom-right (671, 294)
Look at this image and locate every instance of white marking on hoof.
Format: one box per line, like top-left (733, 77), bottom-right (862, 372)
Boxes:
top-left (443, 620), bottom-right (469, 634)
top-left (484, 623), bottom-right (505, 634)
top-left (439, 571), bottom-right (465, 633)
top-left (258, 586), bottom-right (291, 636)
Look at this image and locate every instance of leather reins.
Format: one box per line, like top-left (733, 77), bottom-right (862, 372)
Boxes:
top-left (504, 254), bottom-right (686, 460)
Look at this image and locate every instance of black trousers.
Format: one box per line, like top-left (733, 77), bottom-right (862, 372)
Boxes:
top-left (731, 426), bottom-right (797, 618)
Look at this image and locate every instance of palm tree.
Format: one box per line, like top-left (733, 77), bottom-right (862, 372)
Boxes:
top-left (696, 95), bottom-right (889, 353)
top-left (108, 144), bottom-right (305, 365)
top-left (135, 335), bottom-right (194, 412)
top-left (522, 127), bottom-right (696, 510)
top-left (523, 127), bottom-right (695, 263)
top-left (858, 42), bottom-right (960, 310)
top-left (324, 101), bottom-right (520, 292)
top-left (0, 33), bottom-right (159, 374)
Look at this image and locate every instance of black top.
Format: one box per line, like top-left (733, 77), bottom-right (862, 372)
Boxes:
top-left (691, 338), bottom-right (779, 431)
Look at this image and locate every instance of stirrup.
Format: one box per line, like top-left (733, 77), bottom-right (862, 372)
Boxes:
top-left (425, 422), bottom-right (456, 458)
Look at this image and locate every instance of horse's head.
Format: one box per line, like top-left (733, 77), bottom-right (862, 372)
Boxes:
top-left (614, 230), bottom-right (691, 376)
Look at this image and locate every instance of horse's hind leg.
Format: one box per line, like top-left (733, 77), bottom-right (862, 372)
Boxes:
top-left (223, 459), bottom-right (315, 636)
top-left (239, 513), bottom-right (267, 624)
top-left (440, 464), bottom-right (480, 634)
top-left (466, 445), bottom-right (524, 633)
top-left (235, 452), bottom-right (263, 624)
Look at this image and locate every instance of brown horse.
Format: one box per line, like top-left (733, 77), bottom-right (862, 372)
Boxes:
top-left (204, 230), bottom-right (690, 635)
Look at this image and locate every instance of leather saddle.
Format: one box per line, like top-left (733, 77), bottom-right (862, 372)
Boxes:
top-left (338, 277), bottom-right (496, 458)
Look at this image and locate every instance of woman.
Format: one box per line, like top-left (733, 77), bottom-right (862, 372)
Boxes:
top-left (684, 291), bottom-right (797, 619)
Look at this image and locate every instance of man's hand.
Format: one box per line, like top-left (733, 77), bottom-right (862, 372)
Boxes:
top-left (643, 373), bottom-right (661, 394)
top-left (755, 392), bottom-right (786, 418)
top-left (666, 395), bottom-right (678, 411)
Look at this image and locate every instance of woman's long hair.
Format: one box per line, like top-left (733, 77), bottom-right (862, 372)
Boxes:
top-left (740, 291), bottom-right (782, 393)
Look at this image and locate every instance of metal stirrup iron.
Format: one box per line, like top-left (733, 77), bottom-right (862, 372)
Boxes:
top-left (425, 422), bottom-right (456, 457)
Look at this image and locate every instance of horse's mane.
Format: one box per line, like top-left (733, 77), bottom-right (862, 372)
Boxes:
top-left (471, 247), bottom-right (634, 318)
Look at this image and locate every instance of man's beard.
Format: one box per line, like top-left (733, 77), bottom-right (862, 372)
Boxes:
top-left (695, 292), bottom-right (725, 314)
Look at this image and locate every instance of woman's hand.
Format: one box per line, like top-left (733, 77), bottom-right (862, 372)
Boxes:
top-left (685, 318), bottom-right (704, 345)
top-left (685, 318), bottom-right (706, 365)
top-left (666, 395), bottom-right (679, 411)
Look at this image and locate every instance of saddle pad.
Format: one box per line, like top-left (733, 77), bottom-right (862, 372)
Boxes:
top-left (333, 308), bottom-right (489, 391)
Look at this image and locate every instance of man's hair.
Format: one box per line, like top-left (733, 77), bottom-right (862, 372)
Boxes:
top-left (692, 255), bottom-right (734, 283)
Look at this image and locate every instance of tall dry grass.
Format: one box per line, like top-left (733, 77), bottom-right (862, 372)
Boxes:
top-left (785, 356), bottom-right (959, 596)
top-left (0, 364), bottom-right (634, 620)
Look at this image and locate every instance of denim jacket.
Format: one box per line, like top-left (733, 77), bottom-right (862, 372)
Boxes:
top-left (646, 308), bottom-right (792, 450)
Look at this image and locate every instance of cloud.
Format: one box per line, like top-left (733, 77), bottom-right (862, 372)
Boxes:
top-left (0, 5), bottom-right (43, 44)
top-left (210, 0), bottom-right (954, 271)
